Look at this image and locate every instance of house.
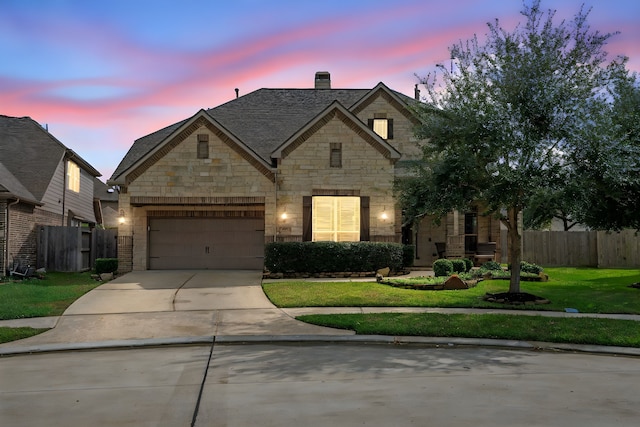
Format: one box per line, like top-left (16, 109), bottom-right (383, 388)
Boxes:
top-left (93, 177), bottom-right (120, 229)
top-left (109, 72), bottom-right (502, 272)
top-left (0, 115), bottom-right (101, 274)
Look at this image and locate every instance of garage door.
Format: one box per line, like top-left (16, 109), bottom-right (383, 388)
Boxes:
top-left (148, 217), bottom-right (264, 270)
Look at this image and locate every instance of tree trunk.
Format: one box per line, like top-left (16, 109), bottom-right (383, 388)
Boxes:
top-left (507, 207), bottom-right (522, 293)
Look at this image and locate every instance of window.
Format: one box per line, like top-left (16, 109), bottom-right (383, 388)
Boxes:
top-left (330, 143), bottom-right (342, 168)
top-left (464, 210), bottom-right (478, 253)
top-left (368, 118), bottom-right (394, 140)
top-left (67, 160), bottom-right (80, 192)
top-left (312, 196), bottom-right (360, 242)
top-left (197, 134), bottom-right (209, 159)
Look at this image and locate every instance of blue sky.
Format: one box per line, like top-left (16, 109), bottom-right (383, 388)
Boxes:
top-left (1, 0), bottom-right (638, 180)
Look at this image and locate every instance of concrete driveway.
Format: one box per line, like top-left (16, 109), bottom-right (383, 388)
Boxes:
top-left (1, 270), bottom-right (352, 347)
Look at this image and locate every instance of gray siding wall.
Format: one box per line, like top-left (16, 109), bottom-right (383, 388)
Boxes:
top-left (39, 159), bottom-right (97, 224)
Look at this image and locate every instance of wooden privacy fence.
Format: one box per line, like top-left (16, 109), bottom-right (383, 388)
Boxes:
top-left (522, 230), bottom-right (640, 268)
top-left (37, 226), bottom-right (118, 272)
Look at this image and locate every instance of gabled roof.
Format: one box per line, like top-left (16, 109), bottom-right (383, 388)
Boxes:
top-left (110, 84), bottom-right (416, 183)
top-left (0, 115), bottom-right (100, 202)
top-left (93, 177), bottom-right (119, 202)
top-left (112, 110), bottom-right (275, 184)
top-left (0, 162), bottom-right (40, 204)
top-left (271, 101), bottom-right (401, 161)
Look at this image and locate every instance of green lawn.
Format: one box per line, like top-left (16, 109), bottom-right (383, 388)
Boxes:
top-left (0, 327), bottom-right (48, 343)
top-left (298, 313), bottom-right (640, 348)
top-left (263, 267), bottom-right (640, 314)
top-left (264, 267), bottom-right (640, 348)
top-left (0, 272), bottom-right (100, 320)
top-left (0, 272), bottom-right (101, 344)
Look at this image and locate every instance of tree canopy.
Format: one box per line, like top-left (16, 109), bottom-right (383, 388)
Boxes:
top-left (398, 0), bottom-right (634, 292)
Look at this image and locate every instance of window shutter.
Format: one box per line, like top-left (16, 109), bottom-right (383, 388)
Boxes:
top-left (360, 196), bottom-right (370, 241)
top-left (302, 196), bottom-right (312, 241)
top-left (387, 119), bottom-right (394, 140)
top-left (367, 119), bottom-right (373, 130)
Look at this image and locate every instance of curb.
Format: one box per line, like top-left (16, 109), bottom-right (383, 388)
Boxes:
top-left (2, 334), bottom-right (639, 358)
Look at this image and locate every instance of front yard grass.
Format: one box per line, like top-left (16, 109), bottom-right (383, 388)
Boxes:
top-left (0, 327), bottom-right (48, 343)
top-left (0, 272), bottom-right (100, 320)
top-left (298, 313), bottom-right (640, 348)
top-left (263, 267), bottom-right (640, 314)
top-left (0, 272), bottom-right (101, 344)
top-left (264, 267), bottom-right (640, 348)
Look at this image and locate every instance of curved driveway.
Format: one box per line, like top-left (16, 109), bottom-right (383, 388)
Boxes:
top-left (1, 270), bottom-right (352, 347)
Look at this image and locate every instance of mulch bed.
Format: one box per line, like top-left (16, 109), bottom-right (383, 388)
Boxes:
top-left (483, 292), bottom-right (550, 305)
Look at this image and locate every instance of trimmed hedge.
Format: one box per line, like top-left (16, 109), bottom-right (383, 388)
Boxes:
top-left (451, 259), bottom-right (466, 274)
top-left (265, 242), bottom-right (405, 273)
top-left (95, 258), bottom-right (118, 274)
top-left (433, 259), bottom-right (453, 277)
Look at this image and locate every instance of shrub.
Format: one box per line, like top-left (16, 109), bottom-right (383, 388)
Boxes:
top-left (480, 260), bottom-right (502, 271)
top-left (433, 259), bottom-right (453, 277)
top-left (402, 245), bottom-right (415, 268)
top-left (451, 259), bottom-right (466, 274)
top-left (95, 258), bottom-right (118, 274)
top-left (264, 241), bottom-right (404, 273)
top-left (519, 261), bottom-right (544, 274)
top-left (462, 258), bottom-right (474, 272)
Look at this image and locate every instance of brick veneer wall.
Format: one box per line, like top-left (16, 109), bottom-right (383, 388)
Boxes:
top-left (0, 200), bottom-right (6, 273)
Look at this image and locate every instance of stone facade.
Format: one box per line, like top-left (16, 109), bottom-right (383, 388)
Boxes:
top-left (112, 78), bottom-right (503, 272)
top-left (275, 115), bottom-right (397, 242)
top-left (118, 124), bottom-right (275, 270)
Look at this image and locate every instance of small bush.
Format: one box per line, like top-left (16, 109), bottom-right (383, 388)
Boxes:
top-left (519, 261), bottom-right (544, 274)
top-left (480, 260), bottom-right (502, 271)
top-left (462, 258), bottom-right (474, 272)
top-left (451, 259), bottom-right (466, 274)
top-left (402, 245), bottom-right (415, 268)
top-left (433, 259), bottom-right (453, 277)
top-left (95, 258), bottom-right (118, 275)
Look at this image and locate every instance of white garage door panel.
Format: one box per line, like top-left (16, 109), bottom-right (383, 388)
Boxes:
top-left (149, 218), bottom-right (264, 270)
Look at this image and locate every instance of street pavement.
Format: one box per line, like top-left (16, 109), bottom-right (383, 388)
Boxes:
top-left (1, 270), bottom-right (640, 426)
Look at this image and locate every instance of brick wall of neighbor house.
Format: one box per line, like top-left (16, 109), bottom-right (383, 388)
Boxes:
top-left (276, 115), bottom-right (398, 242)
top-left (0, 200), bottom-right (6, 273)
top-left (118, 125), bottom-right (275, 270)
top-left (6, 202), bottom-right (37, 267)
top-left (34, 207), bottom-right (65, 227)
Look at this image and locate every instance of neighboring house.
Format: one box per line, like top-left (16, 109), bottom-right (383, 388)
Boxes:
top-left (109, 72), bottom-right (502, 272)
top-left (0, 115), bottom-right (101, 274)
top-left (93, 177), bottom-right (120, 229)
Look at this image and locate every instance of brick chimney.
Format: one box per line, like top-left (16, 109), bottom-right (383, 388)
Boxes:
top-left (315, 71), bottom-right (331, 89)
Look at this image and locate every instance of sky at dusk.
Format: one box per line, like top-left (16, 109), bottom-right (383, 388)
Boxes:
top-left (2, 0), bottom-right (639, 181)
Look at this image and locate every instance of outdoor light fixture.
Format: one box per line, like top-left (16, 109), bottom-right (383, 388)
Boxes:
top-left (280, 212), bottom-right (288, 220)
top-left (118, 209), bottom-right (126, 224)
top-left (380, 208), bottom-right (389, 220)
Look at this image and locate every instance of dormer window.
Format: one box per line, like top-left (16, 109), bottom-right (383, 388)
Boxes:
top-left (368, 117), bottom-right (394, 140)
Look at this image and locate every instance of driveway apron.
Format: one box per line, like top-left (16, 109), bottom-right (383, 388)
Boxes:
top-left (2, 270), bottom-right (352, 347)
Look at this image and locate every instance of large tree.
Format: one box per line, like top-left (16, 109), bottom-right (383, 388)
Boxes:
top-left (400, 0), bottom-right (628, 293)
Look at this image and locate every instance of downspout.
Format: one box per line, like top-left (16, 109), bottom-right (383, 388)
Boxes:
top-left (61, 158), bottom-right (67, 226)
top-left (4, 199), bottom-right (20, 274)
